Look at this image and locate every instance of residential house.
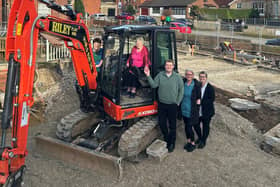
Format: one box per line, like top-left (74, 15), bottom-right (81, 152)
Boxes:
top-left (229, 0), bottom-right (274, 17)
top-left (266, 0), bottom-right (280, 19)
top-left (100, 0), bottom-right (146, 16)
top-left (101, 0), bottom-right (118, 16)
top-left (139, 0), bottom-right (219, 18)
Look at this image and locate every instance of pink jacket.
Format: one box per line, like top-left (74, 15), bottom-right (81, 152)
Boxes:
top-left (127, 46), bottom-right (151, 67)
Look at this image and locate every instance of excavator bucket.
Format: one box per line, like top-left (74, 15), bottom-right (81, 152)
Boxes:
top-left (35, 134), bottom-right (123, 180)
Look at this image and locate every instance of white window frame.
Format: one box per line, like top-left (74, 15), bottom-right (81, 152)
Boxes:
top-left (237, 3), bottom-right (242, 9)
top-left (152, 7), bottom-right (160, 14)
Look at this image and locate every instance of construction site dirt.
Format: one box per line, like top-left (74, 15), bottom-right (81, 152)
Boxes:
top-left (19, 54), bottom-right (280, 186)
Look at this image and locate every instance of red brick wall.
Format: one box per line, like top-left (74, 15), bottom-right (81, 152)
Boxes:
top-left (83, 0), bottom-right (101, 14)
top-left (191, 0), bottom-right (219, 8)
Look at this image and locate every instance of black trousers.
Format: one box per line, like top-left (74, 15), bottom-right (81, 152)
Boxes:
top-left (158, 102), bottom-right (178, 146)
top-left (183, 116), bottom-right (201, 142)
top-left (195, 117), bottom-right (212, 143)
top-left (126, 72), bottom-right (138, 88)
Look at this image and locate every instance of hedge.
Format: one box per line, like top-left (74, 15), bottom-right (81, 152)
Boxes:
top-left (199, 8), bottom-right (253, 20)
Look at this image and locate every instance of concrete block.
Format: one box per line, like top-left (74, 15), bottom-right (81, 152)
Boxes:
top-left (229, 98), bottom-right (261, 110)
top-left (264, 123), bottom-right (280, 155)
top-left (146, 139), bottom-right (168, 162)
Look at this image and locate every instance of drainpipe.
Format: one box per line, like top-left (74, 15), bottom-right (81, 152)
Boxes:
top-left (2, 0), bottom-right (7, 28)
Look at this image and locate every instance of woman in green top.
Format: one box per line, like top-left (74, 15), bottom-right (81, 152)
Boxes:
top-left (93, 38), bottom-right (104, 76)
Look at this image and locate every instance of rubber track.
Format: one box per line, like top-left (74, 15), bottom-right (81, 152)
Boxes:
top-left (56, 109), bottom-right (94, 142)
top-left (118, 116), bottom-right (160, 158)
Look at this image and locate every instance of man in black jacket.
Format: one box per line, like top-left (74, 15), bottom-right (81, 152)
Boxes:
top-left (195, 71), bottom-right (215, 149)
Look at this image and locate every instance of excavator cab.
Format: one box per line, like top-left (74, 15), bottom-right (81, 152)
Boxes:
top-left (100, 25), bottom-right (178, 120)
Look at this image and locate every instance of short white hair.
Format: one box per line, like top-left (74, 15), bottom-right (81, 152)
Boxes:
top-left (185, 69), bottom-right (194, 75)
top-left (136, 37), bottom-right (144, 43)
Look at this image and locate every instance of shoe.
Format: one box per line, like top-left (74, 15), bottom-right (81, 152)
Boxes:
top-left (195, 139), bottom-right (201, 145)
top-left (129, 92), bottom-right (136, 98)
top-left (168, 144), bottom-right (175, 153)
top-left (184, 143), bottom-right (196, 152)
top-left (184, 143), bottom-right (191, 150)
top-left (197, 141), bottom-right (206, 149)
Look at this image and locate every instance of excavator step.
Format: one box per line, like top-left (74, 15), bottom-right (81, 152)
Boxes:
top-left (35, 134), bottom-right (123, 180)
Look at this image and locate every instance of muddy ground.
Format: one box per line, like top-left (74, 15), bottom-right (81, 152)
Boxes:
top-left (17, 56), bottom-right (280, 186)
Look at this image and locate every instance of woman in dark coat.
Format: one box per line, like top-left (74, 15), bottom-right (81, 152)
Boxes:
top-left (195, 71), bottom-right (215, 149)
top-left (181, 69), bottom-right (201, 152)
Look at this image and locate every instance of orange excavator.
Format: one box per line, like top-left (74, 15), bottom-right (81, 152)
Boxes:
top-left (0, 0), bottom-right (178, 186)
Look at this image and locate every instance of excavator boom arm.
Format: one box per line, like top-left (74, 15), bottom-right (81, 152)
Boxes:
top-left (0, 0), bottom-right (97, 185)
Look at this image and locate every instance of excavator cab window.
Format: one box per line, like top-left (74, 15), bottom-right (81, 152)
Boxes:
top-left (119, 32), bottom-right (153, 108)
top-left (102, 34), bottom-right (121, 101)
top-left (153, 31), bottom-right (177, 76)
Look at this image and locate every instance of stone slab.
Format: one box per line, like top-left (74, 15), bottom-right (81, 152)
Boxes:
top-left (263, 123), bottom-right (280, 155)
top-left (146, 139), bottom-right (168, 162)
top-left (229, 98), bottom-right (261, 110)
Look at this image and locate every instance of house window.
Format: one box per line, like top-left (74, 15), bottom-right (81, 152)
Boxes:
top-left (152, 7), bottom-right (160, 14)
top-left (237, 3), bottom-right (242, 9)
top-left (171, 7), bottom-right (186, 15)
top-left (259, 2), bottom-right (264, 14)
top-left (253, 2), bottom-right (264, 14)
top-left (253, 2), bottom-right (257, 9)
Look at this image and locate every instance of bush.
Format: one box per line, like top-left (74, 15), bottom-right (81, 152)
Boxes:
top-left (190, 6), bottom-right (199, 17)
top-left (249, 9), bottom-right (260, 18)
top-left (126, 4), bottom-right (136, 15)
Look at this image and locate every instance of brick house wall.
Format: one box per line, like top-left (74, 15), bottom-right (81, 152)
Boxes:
top-left (83, 0), bottom-right (101, 14)
top-left (190, 0), bottom-right (219, 8)
top-left (229, 0), bottom-right (252, 9)
top-left (54, 0), bottom-right (101, 16)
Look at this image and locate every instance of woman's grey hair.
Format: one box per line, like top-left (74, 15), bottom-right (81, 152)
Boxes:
top-left (199, 71), bottom-right (208, 78)
top-left (136, 37), bottom-right (144, 43)
top-left (185, 69), bottom-right (194, 75)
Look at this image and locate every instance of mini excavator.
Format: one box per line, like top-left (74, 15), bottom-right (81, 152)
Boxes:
top-left (0, 0), bottom-right (178, 186)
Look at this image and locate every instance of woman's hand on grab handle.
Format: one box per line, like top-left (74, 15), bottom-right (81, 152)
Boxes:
top-left (144, 66), bottom-right (150, 76)
top-left (126, 63), bottom-right (129, 67)
top-left (196, 99), bottom-right (201, 105)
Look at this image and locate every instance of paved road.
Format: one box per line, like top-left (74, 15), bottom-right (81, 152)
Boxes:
top-left (192, 30), bottom-right (274, 45)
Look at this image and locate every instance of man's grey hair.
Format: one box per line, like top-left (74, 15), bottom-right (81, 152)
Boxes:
top-left (185, 69), bottom-right (194, 75)
top-left (199, 71), bottom-right (208, 78)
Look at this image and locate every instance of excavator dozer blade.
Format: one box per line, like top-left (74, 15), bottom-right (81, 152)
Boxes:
top-left (35, 134), bottom-right (123, 180)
